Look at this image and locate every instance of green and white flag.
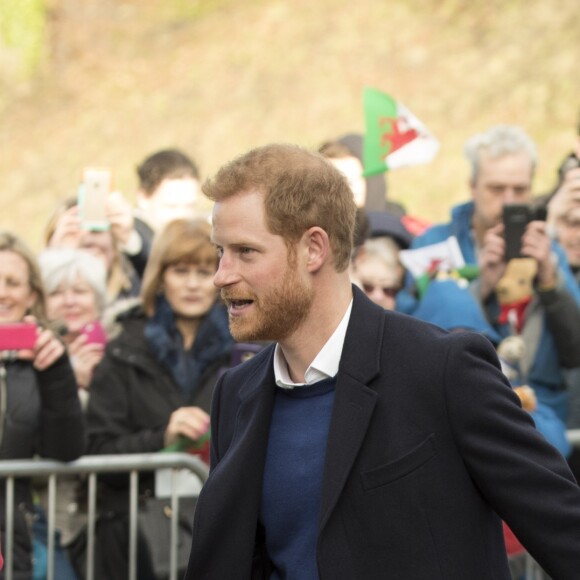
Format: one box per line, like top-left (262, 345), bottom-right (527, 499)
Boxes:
top-left (363, 87), bottom-right (439, 177)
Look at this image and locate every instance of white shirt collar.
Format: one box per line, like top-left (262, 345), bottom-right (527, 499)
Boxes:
top-left (273, 300), bottom-right (353, 389)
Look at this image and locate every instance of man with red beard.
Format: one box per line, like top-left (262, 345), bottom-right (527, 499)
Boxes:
top-left (184, 144), bottom-right (580, 580)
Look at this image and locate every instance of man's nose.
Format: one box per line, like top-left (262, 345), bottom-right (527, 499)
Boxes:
top-left (504, 190), bottom-right (517, 204)
top-left (213, 255), bottom-right (238, 288)
top-left (503, 188), bottom-right (525, 205)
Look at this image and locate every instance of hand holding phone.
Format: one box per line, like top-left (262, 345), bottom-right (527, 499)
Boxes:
top-left (47, 205), bottom-right (82, 249)
top-left (503, 204), bottom-right (531, 261)
top-left (503, 204), bottom-right (548, 261)
top-left (105, 190), bottom-right (135, 246)
top-left (69, 327), bottom-right (106, 389)
top-left (81, 321), bottom-right (107, 345)
top-left (31, 326), bottom-right (66, 371)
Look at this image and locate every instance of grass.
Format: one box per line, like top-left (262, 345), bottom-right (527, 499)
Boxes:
top-left (1, 0), bottom-right (579, 249)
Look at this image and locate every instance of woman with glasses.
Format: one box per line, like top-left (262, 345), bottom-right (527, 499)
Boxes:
top-left (350, 236), bottom-right (404, 311)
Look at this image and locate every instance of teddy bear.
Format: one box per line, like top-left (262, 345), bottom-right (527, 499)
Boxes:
top-left (495, 258), bottom-right (538, 412)
top-left (496, 335), bottom-right (537, 411)
top-left (495, 258), bottom-right (537, 334)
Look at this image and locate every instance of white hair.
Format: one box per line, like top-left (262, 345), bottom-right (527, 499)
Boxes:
top-left (38, 248), bottom-right (107, 315)
top-left (464, 125), bottom-right (537, 183)
top-left (356, 236), bottom-right (401, 270)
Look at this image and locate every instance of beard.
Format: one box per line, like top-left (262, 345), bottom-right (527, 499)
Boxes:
top-left (222, 265), bottom-right (314, 343)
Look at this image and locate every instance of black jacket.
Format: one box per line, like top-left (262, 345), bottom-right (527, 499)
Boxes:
top-left (85, 304), bottom-right (232, 510)
top-left (0, 354), bottom-right (85, 579)
top-left (186, 287), bottom-right (580, 580)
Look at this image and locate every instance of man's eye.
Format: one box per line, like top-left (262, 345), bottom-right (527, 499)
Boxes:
top-left (239, 247), bottom-right (254, 255)
top-left (215, 247), bottom-right (224, 258)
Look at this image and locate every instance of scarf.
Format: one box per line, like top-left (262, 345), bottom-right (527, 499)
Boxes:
top-left (144, 295), bottom-right (233, 399)
top-left (497, 296), bottom-right (532, 335)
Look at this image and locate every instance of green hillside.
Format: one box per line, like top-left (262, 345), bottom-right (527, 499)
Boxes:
top-left (1, 0), bottom-right (579, 248)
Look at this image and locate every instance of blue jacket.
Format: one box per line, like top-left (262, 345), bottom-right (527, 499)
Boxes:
top-left (400, 201), bottom-right (580, 413)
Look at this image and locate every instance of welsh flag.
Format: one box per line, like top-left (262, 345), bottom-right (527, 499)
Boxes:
top-left (363, 87), bottom-right (440, 176)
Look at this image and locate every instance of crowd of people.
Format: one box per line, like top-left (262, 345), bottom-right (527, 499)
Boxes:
top-left (0, 116), bottom-right (579, 579)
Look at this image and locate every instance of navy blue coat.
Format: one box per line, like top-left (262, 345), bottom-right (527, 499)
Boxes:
top-left (186, 287), bottom-right (580, 580)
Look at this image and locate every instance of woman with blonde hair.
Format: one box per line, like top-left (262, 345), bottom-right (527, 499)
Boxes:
top-left (0, 231), bottom-right (84, 579)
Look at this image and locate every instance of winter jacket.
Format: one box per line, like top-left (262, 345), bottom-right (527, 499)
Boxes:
top-left (400, 201), bottom-right (580, 422)
top-left (0, 354), bottom-right (85, 580)
top-left (85, 302), bottom-right (233, 511)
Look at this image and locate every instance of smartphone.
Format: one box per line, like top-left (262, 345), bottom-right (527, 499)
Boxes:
top-left (0, 322), bottom-right (37, 351)
top-left (503, 204), bottom-right (531, 261)
top-left (78, 168), bottom-right (111, 231)
top-left (81, 321), bottom-right (107, 345)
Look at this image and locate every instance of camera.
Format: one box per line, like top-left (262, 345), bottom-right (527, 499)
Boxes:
top-left (0, 322), bottom-right (38, 351)
top-left (502, 204), bottom-right (546, 261)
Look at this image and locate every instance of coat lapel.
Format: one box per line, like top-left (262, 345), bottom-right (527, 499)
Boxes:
top-left (319, 287), bottom-right (384, 530)
top-left (225, 345), bottom-right (277, 473)
top-left (188, 349), bottom-right (277, 578)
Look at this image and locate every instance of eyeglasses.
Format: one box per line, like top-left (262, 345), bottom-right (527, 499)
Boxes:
top-left (361, 282), bottom-right (400, 298)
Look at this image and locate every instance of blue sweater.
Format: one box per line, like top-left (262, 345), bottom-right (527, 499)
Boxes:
top-left (260, 377), bottom-right (337, 580)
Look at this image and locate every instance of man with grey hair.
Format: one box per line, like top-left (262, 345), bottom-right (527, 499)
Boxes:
top-left (406, 125), bottom-right (571, 294)
top-left (402, 124), bottom-right (580, 460)
top-left (464, 125), bottom-right (537, 268)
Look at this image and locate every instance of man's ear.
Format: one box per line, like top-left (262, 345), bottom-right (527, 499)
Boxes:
top-left (304, 226), bottom-right (330, 273)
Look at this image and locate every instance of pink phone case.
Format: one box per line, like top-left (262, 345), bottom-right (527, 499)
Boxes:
top-left (0, 323), bottom-right (37, 350)
top-left (81, 322), bottom-right (107, 345)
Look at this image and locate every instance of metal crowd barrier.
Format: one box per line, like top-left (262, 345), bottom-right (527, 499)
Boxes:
top-left (0, 453), bottom-right (209, 580)
top-left (1, 433), bottom-right (580, 580)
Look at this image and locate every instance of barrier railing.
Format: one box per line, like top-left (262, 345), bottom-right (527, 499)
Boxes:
top-left (0, 453), bottom-right (209, 580)
top-left (1, 433), bottom-right (579, 580)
